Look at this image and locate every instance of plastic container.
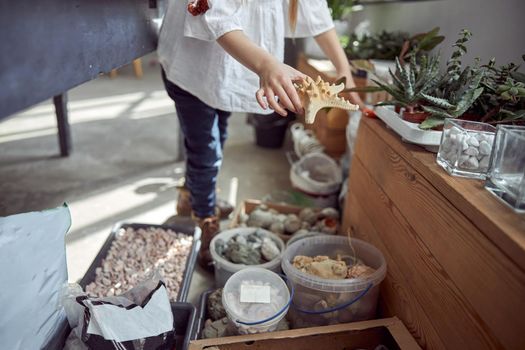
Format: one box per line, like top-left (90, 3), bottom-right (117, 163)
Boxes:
top-left (79, 222), bottom-right (201, 302)
top-left (290, 153), bottom-right (342, 208)
top-left (43, 302), bottom-right (197, 350)
top-left (222, 268), bottom-right (291, 334)
top-left (282, 235), bottom-right (386, 328)
top-left (210, 228), bottom-right (285, 287)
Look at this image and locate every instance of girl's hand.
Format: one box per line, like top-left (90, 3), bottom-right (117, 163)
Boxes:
top-left (255, 59), bottom-right (306, 116)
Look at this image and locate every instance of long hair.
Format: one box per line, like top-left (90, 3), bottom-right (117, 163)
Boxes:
top-left (289, 0), bottom-right (298, 34)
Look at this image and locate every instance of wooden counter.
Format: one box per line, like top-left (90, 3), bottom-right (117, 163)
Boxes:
top-left (341, 117), bottom-right (525, 349)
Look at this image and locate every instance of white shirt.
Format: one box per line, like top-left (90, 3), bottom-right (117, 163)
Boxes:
top-left (158, 0), bottom-right (334, 114)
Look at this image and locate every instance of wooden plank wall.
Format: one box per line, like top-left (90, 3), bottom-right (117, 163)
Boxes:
top-left (342, 118), bottom-right (525, 349)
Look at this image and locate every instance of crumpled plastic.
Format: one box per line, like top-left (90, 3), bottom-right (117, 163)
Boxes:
top-left (0, 205), bottom-right (71, 350)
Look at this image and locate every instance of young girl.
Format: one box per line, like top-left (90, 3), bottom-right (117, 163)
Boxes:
top-left (158, 0), bottom-right (363, 269)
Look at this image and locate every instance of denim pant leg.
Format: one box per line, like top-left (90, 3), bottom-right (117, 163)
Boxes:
top-left (217, 110), bottom-right (230, 150)
top-left (162, 73), bottom-right (231, 218)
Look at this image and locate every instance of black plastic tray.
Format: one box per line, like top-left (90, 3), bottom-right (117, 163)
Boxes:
top-left (43, 302), bottom-right (197, 350)
top-left (195, 289), bottom-right (215, 340)
top-left (79, 221), bottom-right (201, 302)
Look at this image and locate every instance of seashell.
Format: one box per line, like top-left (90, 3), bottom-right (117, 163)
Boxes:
top-left (319, 207), bottom-right (340, 220)
top-left (247, 209), bottom-right (274, 229)
top-left (284, 216), bottom-right (301, 234)
top-left (269, 221), bottom-right (285, 235)
top-left (298, 208), bottom-right (318, 225)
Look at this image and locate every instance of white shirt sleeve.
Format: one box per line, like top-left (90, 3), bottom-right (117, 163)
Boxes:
top-left (284, 0), bottom-right (334, 38)
top-left (183, 0), bottom-right (244, 41)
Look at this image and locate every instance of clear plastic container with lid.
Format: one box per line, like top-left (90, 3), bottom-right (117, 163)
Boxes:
top-left (282, 235), bottom-right (386, 328)
top-left (222, 267), bottom-right (291, 334)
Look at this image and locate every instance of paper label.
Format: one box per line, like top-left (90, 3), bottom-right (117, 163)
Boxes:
top-left (240, 284), bottom-right (271, 304)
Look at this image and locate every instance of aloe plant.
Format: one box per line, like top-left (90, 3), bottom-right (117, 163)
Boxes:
top-left (366, 54), bottom-right (441, 112)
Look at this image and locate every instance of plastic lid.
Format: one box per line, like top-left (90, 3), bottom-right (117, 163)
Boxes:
top-left (222, 268), bottom-right (290, 324)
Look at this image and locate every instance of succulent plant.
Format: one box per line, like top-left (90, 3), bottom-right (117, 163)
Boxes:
top-left (366, 54), bottom-right (441, 112)
top-left (418, 30), bottom-right (485, 129)
top-left (473, 57), bottom-right (525, 125)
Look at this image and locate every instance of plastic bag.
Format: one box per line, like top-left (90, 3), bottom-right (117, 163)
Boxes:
top-left (61, 272), bottom-right (175, 350)
top-left (0, 205), bottom-right (71, 350)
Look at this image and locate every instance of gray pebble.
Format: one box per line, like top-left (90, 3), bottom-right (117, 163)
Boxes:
top-left (462, 140), bottom-right (469, 151)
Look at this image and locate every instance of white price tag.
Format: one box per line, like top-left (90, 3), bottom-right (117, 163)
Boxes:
top-left (240, 284), bottom-right (271, 304)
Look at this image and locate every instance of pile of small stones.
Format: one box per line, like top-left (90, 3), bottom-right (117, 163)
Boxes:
top-left (439, 126), bottom-right (495, 172)
top-left (215, 230), bottom-right (281, 265)
top-left (85, 227), bottom-right (193, 301)
top-left (238, 204), bottom-right (339, 237)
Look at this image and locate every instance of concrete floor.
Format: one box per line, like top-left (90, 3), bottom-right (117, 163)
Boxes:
top-left (0, 54), bottom-right (292, 305)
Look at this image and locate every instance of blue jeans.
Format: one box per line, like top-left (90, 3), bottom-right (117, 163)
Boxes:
top-left (162, 70), bottom-right (231, 218)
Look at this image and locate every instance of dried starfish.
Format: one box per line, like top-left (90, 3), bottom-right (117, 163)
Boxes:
top-left (295, 76), bottom-right (359, 124)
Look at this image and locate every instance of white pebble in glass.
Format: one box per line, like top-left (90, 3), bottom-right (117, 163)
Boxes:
top-left (436, 119), bottom-right (497, 180)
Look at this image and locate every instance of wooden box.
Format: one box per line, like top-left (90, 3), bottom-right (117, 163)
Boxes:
top-left (188, 317), bottom-right (420, 350)
top-left (342, 117), bottom-right (525, 349)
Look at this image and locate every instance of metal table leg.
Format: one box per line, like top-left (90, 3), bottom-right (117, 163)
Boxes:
top-left (53, 93), bottom-right (72, 157)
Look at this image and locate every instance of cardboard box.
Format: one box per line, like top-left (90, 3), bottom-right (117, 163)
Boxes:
top-left (188, 317), bottom-right (421, 350)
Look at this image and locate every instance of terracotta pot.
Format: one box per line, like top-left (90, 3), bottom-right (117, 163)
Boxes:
top-left (395, 105), bottom-right (402, 113)
top-left (402, 110), bottom-right (430, 123)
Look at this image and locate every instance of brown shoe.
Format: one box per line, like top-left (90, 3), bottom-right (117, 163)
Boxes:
top-left (194, 215), bottom-right (220, 271)
top-left (216, 198), bottom-right (234, 219)
top-left (176, 185), bottom-right (234, 220)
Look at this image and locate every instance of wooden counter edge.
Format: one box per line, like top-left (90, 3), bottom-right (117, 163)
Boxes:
top-left (360, 118), bottom-right (525, 270)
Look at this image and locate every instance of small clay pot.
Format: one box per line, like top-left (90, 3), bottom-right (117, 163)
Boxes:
top-left (394, 105), bottom-right (402, 114)
top-left (402, 110), bottom-right (430, 123)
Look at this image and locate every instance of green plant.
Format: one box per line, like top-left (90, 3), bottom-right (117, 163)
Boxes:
top-left (418, 30), bottom-right (485, 129)
top-left (368, 55), bottom-right (441, 112)
top-left (400, 27), bottom-right (445, 63)
top-left (327, 0), bottom-right (354, 20)
top-left (343, 31), bottom-right (409, 60)
top-left (473, 57), bottom-right (525, 125)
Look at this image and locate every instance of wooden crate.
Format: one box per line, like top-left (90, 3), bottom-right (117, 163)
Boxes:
top-left (189, 317), bottom-right (420, 350)
top-left (342, 117), bottom-right (525, 349)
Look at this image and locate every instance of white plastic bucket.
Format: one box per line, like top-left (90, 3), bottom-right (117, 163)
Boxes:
top-left (222, 268), bottom-right (291, 334)
top-left (290, 153), bottom-right (342, 208)
top-left (210, 228), bottom-right (285, 287)
top-left (281, 235), bottom-right (386, 328)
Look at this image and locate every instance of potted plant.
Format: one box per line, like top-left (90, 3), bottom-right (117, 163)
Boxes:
top-left (418, 31), bottom-right (525, 129)
top-left (418, 30), bottom-right (485, 129)
top-left (399, 27), bottom-right (445, 64)
top-left (470, 56), bottom-right (525, 125)
top-left (360, 54), bottom-right (441, 123)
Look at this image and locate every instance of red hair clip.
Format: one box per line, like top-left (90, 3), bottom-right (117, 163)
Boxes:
top-left (188, 0), bottom-right (209, 16)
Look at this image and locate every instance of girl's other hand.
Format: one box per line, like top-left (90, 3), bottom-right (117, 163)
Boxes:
top-left (255, 59), bottom-right (306, 116)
